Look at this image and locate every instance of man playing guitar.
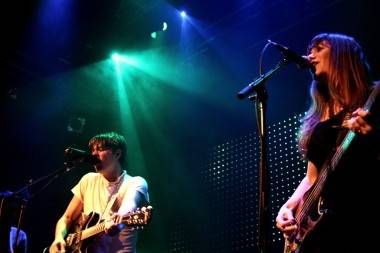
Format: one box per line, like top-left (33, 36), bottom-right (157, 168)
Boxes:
top-left (48, 132), bottom-right (150, 253)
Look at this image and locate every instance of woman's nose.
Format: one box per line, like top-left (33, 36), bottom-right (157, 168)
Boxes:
top-left (307, 53), bottom-right (315, 61)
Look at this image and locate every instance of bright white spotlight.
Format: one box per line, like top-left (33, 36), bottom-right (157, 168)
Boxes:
top-left (162, 22), bottom-right (168, 31)
top-left (112, 53), bottom-right (119, 61)
top-left (180, 11), bottom-right (187, 18)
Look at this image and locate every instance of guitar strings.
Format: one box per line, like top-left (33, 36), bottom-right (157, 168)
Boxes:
top-left (295, 85), bottom-right (380, 228)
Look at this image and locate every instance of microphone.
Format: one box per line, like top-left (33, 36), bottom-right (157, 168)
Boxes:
top-left (64, 147), bottom-right (100, 166)
top-left (267, 40), bottom-right (314, 70)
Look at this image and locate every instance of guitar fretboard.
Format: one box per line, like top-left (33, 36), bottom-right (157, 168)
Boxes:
top-left (81, 222), bottom-right (106, 240)
top-left (296, 83), bottom-right (380, 224)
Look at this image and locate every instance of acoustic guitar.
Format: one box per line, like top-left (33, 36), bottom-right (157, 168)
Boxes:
top-left (44, 206), bottom-right (152, 253)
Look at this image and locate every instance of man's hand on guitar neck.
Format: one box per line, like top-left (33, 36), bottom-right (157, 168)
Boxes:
top-left (49, 238), bottom-right (66, 253)
top-left (104, 213), bottom-right (126, 236)
top-left (275, 206), bottom-right (297, 237)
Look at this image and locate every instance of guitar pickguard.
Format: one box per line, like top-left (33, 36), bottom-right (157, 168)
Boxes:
top-left (66, 212), bottom-right (100, 253)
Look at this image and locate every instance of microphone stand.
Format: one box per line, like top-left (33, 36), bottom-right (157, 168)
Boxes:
top-left (2, 162), bottom-right (76, 252)
top-left (237, 58), bottom-right (289, 253)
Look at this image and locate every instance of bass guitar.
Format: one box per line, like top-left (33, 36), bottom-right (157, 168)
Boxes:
top-left (283, 84), bottom-right (380, 253)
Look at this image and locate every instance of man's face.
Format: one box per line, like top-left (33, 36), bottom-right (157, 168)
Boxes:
top-left (91, 144), bottom-right (119, 172)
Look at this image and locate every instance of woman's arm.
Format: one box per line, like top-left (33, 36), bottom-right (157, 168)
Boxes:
top-left (276, 161), bottom-right (318, 236)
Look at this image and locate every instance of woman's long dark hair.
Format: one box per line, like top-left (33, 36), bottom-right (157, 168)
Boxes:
top-left (299, 33), bottom-right (373, 155)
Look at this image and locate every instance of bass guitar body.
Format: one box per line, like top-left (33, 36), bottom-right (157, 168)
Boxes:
top-left (283, 83), bottom-right (380, 253)
top-left (283, 187), bottom-right (329, 253)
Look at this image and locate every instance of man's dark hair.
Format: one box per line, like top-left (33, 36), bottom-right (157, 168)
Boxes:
top-left (89, 132), bottom-right (127, 167)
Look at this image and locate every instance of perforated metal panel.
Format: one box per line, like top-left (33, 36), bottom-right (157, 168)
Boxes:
top-left (170, 114), bottom-right (307, 253)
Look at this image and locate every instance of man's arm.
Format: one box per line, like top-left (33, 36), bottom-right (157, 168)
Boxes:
top-left (49, 196), bottom-right (83, 253)
top-left (118, 177), bottom-right (149, 215)
top-left (105, 178), bottom-right (149, 235)
top-left (118, 191), bottom-right (148, 215)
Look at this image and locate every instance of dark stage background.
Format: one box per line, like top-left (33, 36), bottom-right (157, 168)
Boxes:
top-left (1, 0), bottom-right (379, 252)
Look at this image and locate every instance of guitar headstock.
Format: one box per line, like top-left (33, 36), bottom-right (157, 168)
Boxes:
top-left (122, 206), bottom-right (153, 228)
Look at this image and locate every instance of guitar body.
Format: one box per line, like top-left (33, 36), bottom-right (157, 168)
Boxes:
top-left (280, 83), bottom-right (380, 253)
top-left (43, 206), bottom-right (152, 253)
top-left (283, 186), bottom-right (329, 253)
top-left (65, 212), bottom-right (100, 253)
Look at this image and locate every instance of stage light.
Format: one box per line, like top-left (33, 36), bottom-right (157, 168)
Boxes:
top-left (112, 53), bottom-right (119, 61)
top-left (111, 53), bottom-right (138, 66)
top-left (180, 11), bottom-right (187, 18)
top-left (150, 22), bottom-right (167, 39)
top-left (162, 22), bottom-right (168, 31)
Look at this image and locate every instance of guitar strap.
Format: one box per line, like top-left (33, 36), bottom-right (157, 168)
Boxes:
top-left (115, 174), bottom-right (131, 211)
top-left (99, 171), bottom-right (127, 221)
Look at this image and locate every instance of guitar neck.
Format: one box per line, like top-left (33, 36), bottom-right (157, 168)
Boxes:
top-left (296, 84), bottom-right (380, 223)
top-left (68, 206), bottom-right (152, 244)
top-left (80, 221), bottom-right (106, 241)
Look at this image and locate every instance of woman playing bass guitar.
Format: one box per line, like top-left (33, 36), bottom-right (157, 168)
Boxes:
top-left (276, 33), bottom-right (380, 253)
